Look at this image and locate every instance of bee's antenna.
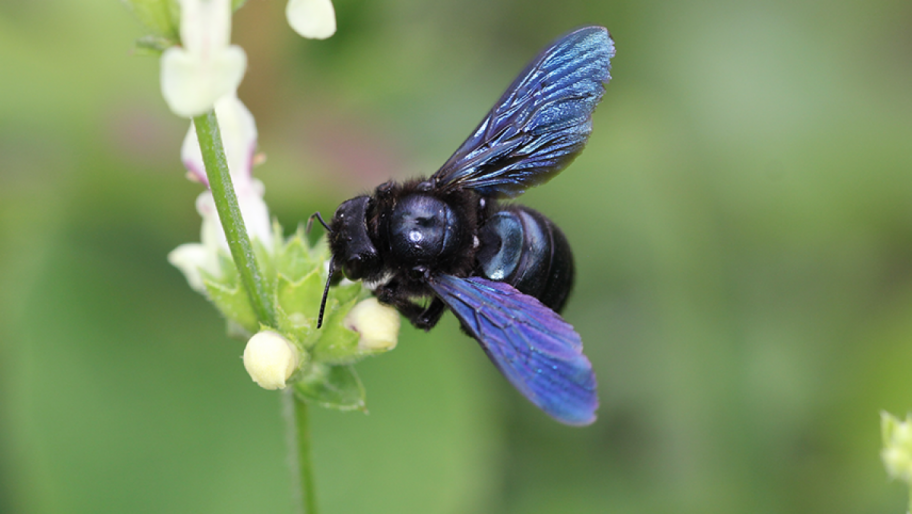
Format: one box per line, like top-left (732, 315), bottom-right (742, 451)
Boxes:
top-left (317, 257), bottom-right (336, 329)
top-left (307, 212), bottom-right (332, 234)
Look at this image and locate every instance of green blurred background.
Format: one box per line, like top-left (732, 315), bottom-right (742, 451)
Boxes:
top-left (2, 0), bottom-right (912, 512)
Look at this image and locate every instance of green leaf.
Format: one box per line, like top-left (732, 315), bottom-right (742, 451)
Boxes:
top-left (203, 278), bottom-right (258, 335)
top-left (194, 249), bottom-right (257, 334)
top-left (331, 280), bottom-right (363, 305)
top-left (275, 272), bottom-right (323, 343)
top-left (275, 234), bottom-right (320, 282)
top-left (121, 0), bottom-right (181, 42)
top-left (311, 297), bottom-right (361, 365)
top-left (293, 364), bottom-right (366, 412)
top-left (124, 0), bottom-right (247, 50)
top-left (133, 35), bottom-right (174, 55)
top-left (214, 250), bottom-right (239, 284)
top-left (251, 238), bottom-right (276, 291)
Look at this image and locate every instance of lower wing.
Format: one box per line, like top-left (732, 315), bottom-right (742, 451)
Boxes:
top-left (428, 274), bottom-right (598, 425)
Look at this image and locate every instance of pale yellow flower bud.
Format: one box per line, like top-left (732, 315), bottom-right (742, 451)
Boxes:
top-left (344, 298), bottom-right (400, 352)
top-left (243, 331), bottom-right (301, 390)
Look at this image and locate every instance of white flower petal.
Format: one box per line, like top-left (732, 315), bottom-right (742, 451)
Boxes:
top-left (168, 243), bottom-right (215, 293)
top-left (196, 184), bottom-right (273, 258)
top-left (168, 192), bottom-right (226, 291)
top-left (179, 0), bottom-right (234, 52)
top-left (237, 179), bottom-right (274, 246)
top-left (196, 192), bottom-right (224, 251)
top-left (286, 0), bottom-right (336, 39)
top-left (161, 0), bottom-right (246, 118)
top-left (243, 331), bottom-right (301, 390)
top-left (161, 45), bottom-right (246, 118)
top-left (181, 94), bottom-right (258, 185)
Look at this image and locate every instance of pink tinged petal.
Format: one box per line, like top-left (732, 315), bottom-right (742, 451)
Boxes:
top-left (286, 0), bottom-right (336, 40)
top-left (179, 0), bottom-right (233, 52)
top-left (181, 94), bottom-right (257, 186)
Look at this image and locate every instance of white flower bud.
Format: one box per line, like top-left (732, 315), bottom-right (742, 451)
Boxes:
top-left (344, 298), bottom-right (400, 352)
top-left (243, 331), bottom-right (300, 390)
top-left (286, 0), bottom-right (336, 39)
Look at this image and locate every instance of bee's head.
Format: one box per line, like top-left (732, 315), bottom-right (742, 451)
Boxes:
top-left (329, 195), bottom-right (381, 281)
top-left (311, 195), bottom-right (383, 329)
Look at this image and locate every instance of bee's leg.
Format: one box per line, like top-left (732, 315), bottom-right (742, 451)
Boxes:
top-left (413, 297), bottom-right (446, 331)
top-left (374, 284), bottom-right (428, 328)
top-left (374, 286), bottom-right (445, 331)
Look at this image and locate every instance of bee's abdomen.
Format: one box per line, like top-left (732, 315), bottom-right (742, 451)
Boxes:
top-left (476, 206), bottom-right (574, 312)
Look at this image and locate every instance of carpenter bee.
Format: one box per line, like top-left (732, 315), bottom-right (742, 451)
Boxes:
top-left (312, 26), bottom-right (615, 425)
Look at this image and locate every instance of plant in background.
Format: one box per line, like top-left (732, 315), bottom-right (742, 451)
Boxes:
top-left (121, 0), bottom-right (399, 511)
top-left (882, 411), bottom-right (912, 513)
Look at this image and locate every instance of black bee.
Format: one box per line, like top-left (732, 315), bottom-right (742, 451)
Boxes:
top-left (313, 26), bottom-right (615, 425)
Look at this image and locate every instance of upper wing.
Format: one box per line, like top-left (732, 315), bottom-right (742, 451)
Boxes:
top-left (429, 26), bottom-right (615, 198)
top-left (429, 274), bottom-right (598, 425)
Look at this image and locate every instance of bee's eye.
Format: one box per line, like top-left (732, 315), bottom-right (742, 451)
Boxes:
top-left (343, 256), bottom-right (364, 280)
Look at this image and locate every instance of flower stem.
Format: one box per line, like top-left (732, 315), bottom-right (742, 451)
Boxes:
top-left (192, 110), bottom-right (316, 513)
top-left (283, 389), bottom-right (319, 514)
top-left (192, 110), bottom-right (276, 327)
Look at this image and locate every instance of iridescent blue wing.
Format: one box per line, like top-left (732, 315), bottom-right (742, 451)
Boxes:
top-left (429, 26), bottom-right (615, 198)
top-left (429, 275), bottom-right (598, 425)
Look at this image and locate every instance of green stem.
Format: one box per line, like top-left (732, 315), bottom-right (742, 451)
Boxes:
top-left (193, 110), bottom-right (315, 513)
top-left (283, 389), bottom-right (319, 514)
top-left (193, 110), bottom-right (275, 327)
